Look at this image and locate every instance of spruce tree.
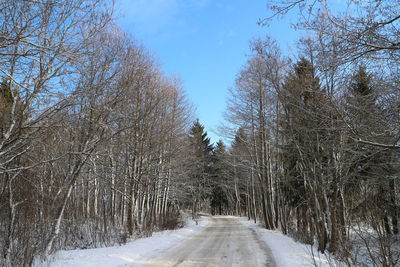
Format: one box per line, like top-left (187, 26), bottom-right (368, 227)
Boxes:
top-left (351, 66), bottom-right (372, 96)
top-left (210, 140), bottom-right (229, 215)
top-left (281, 58), bottom-right (339, 251)
top-left (280, 57), bottom-right (321, 213)
top-left (347, 66), bottom-right (398, 235)
top-left (187, 120), bottom-right (214, 217)
top-left (0, 78), bottom-right (13, 137)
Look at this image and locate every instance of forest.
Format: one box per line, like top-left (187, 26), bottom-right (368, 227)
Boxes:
top-left (0, 0), bottom-right (399, 266)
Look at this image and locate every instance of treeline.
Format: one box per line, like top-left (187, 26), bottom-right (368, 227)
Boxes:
top-left (0, 1), bottom-right (199, 266)
top-left (213, 0), bottom-right (400, 265)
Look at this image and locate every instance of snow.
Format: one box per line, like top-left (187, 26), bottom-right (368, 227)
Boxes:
top-left (36, 215), bottom-right (343, 267)
top-left (35, 215), bottom-right (210, 267)
top-left (237, 217), bottom-right (340, 267)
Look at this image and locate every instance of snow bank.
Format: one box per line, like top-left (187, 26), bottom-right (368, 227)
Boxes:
top-left (36, 216), bottom-right (210, 267)
top-left (237, 218), bottom-right (340, 267)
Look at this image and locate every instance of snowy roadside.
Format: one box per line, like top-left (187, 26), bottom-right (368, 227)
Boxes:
top-left (35, 215), bottom-right (210, 267)
top-left (236, 217), bottom-right (341, 267)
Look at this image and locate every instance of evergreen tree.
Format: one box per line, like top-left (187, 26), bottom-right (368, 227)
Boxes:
top-left (280, 58), bottom-right (320, 245)
top-left (281, 58), bottom-right (342, 252)
top-left (348, 66), bottom-right (377, 134)
top-left (187, 120), bottom-right (214, 217)
top-left (0, 78), bottom-right (13, 139)
top-left (210, 140), bottom-right (229, 215)
top-left (351, 66), bottom-right (372, 96)
top-left (189, 120), bottom-right (213, 158)
top-left (280, 57), bottom-right (321, 212)
top-left (0, 78), bottom-right (13, 103)
top-left (346, 66), bottom-right (398, 235)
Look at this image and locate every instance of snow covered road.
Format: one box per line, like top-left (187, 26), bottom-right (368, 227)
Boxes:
top-left (39, 215), bottom-right (333, 267)
top-left (141, 216), bottom-right (277, 267)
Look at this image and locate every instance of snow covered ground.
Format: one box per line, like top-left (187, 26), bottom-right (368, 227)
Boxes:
top-left (238, 217), bottom-right (340, 267)
top-left (36, 216), bottom-right (210, 267)
top-left (36, 215), bottom-right (340, 267)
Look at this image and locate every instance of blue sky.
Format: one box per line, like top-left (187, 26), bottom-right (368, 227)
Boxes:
top-left (116, 0), bottom-right (300, 144)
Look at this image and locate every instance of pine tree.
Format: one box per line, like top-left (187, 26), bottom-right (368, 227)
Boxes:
top-left (346, 66), bottom-right (398, 235)
top-left (280, 58), bottom-right (319, 245)
top-left (351, 66), bottom-right (372, 96)
top-left (187, 120), bottom-right (214, 217)
top-left (0, 78), bottom-right (13, 138)
top-left (210, 140), bottom-right (229, 215)
top-left (281, 58), bottom-right (340, 251)
top-left (189, 120), bottom-right (213, 159)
